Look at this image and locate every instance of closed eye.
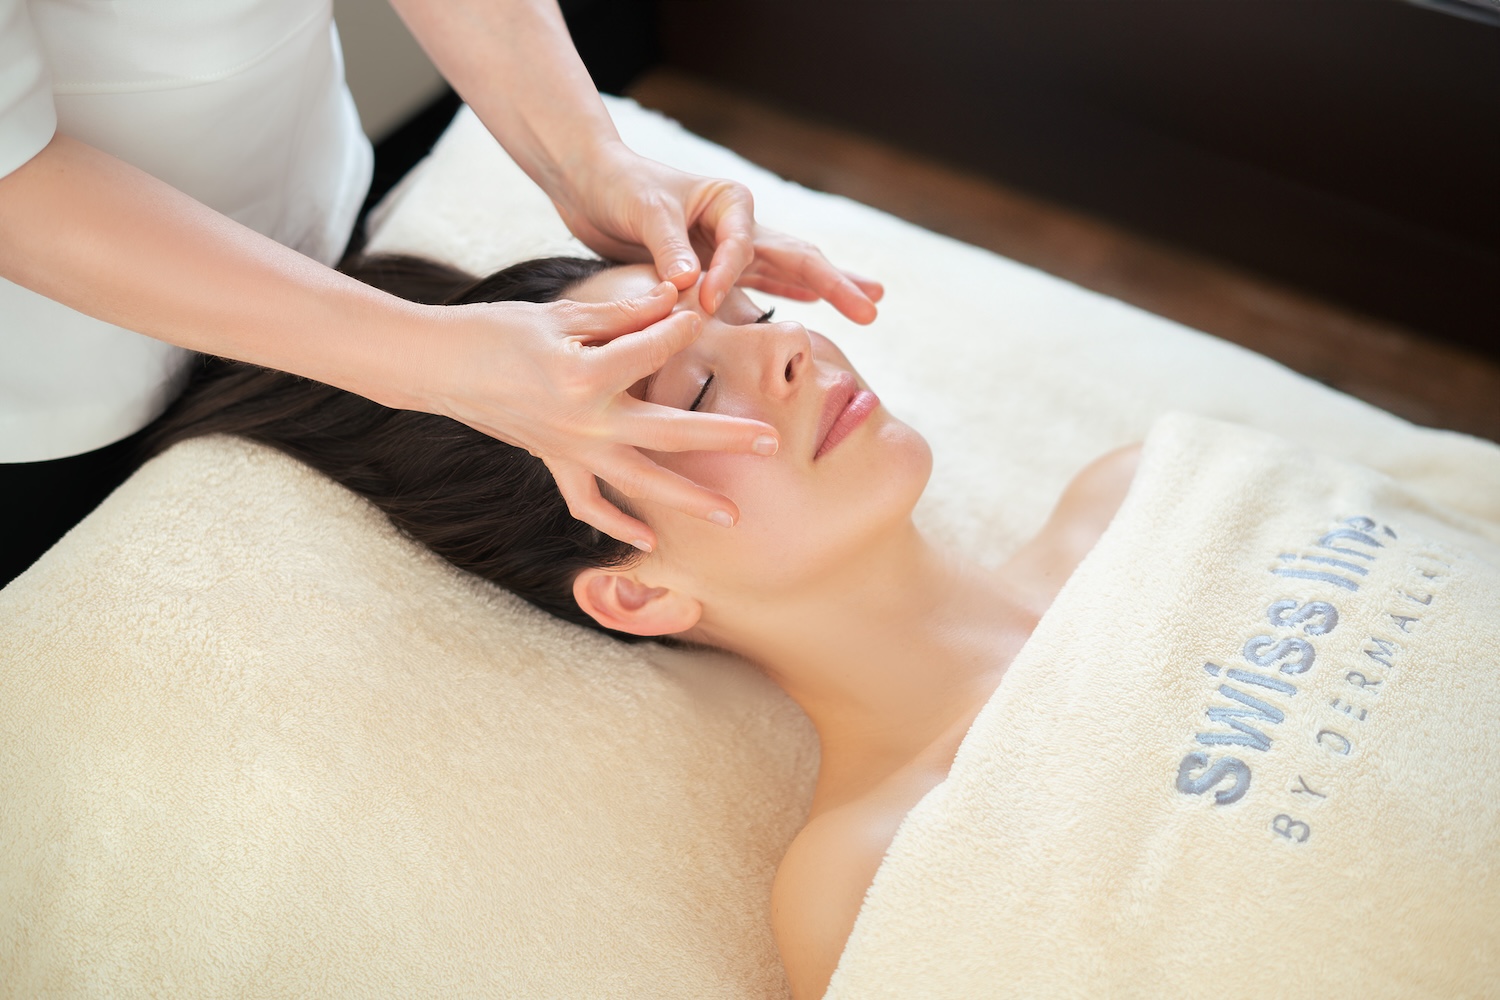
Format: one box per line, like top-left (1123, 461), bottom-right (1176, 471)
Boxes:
top-left (661, 307), bottom-right (770, 410)
top-left (688, 373), bottom-right (715, 412)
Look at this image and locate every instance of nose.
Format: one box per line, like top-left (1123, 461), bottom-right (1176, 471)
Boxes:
top-left (759, 320), bottom-right (813, 399)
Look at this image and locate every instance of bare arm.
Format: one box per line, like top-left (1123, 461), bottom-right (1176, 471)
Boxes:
top-left (0, 135), bottom-right (778, 546)
top-left (387, 0), bottom-right (884, 320)
top-left (385, 0), bottom-right (615, 209)
top-left (0, 0), bottom-right (874, 545)
top-left (0, 136), bottom-right (421, 403)
top-left (1004, 443), bottom-right (1143, 605)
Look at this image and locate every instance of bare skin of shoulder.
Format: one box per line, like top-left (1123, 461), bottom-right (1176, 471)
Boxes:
top-left (771, 444), bottom-right (1142, 1000)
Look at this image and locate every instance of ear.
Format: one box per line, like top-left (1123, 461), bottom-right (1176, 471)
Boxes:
top-left (572, 568), bottom-right (702, 637)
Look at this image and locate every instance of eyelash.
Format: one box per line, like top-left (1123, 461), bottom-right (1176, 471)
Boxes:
top-left (688, 374), bottom-right (715, 411)
top-left (684, 308), bottom-right (774, 411)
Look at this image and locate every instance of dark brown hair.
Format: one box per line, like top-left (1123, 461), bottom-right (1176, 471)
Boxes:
top-left (145, 253), bottom-right (649, 638)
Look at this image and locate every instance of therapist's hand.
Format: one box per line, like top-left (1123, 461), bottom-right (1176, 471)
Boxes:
top-left (554, 142), bottom-right (885, 323)
top-left (421, 279), bottom-right (778, 551)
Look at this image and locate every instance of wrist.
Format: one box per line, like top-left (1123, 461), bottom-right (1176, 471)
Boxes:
top-left (366, 301), bottom-right (454, 415)
top-left (547, 133), bottom-right (632, 216)
top-left (299, 287), bottom-right (445, 416)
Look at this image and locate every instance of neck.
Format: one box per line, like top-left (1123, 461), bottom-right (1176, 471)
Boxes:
top-left (698, 523), bottom-right (1039, 807)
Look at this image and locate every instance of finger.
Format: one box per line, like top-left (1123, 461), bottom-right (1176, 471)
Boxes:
top-left (754, 244), bottom-right (880, 325)
top-left (844, 272), bottom-right (885, 303)
top-left (697, 190), bottom-right (756, 314)
top-left (750, 268), bottom-right (876, 310)
top-left (564, 280), bottom-right (678, 344)
top-left (593, 309), bottom-right (704, 390)
top-left (614, 397), bottom-right (780, 456)
top-left (640, 205), bottom-right (702, 289)
top-left (547, 456), bottom-right (657, 552)
top-left (594, 447), bottom-right (743, 528)
top-left (734, 274), bottom-right (822, 302)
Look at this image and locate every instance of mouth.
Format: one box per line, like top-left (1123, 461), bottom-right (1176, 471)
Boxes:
top-left (814, 373), bottom-right (880, 459)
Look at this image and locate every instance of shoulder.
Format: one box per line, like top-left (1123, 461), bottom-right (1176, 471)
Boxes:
top-left (772, 797), bottom-right (910, 1000)
top-left (1003, 443), bottom-right (1142, 602)
top-left (1043, 442), bottom-right (1142, 551)
top-left (1062, 443), bottom-right (1142, 511)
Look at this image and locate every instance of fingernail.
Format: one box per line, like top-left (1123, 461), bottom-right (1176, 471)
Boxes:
top-left (665, 260), bottom-right (693, 279)
top-left (753, 435), bottom-right (778, 456)
top-left (708, 510), bottom-right (734, 528)
top-left (632, 538), bottom-right (653, 553)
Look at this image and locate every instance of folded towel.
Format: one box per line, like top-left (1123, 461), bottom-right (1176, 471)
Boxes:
top-left (826, 413), bottom-right (1500, 999)
top-left (0, 436), bottom-right (816, 997)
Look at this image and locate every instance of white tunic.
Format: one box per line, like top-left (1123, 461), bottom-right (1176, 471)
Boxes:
top-left (0, 0), bottom-right (373, 461)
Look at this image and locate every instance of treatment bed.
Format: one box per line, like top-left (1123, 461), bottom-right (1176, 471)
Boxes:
top-left (2, 99), bottom-right (1497, 998)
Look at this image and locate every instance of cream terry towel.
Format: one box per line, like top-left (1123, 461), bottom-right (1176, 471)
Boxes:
top-left (826, 413), bottom-right (1500, 1000)
top-left (0, 437), bottom-right (815, 998)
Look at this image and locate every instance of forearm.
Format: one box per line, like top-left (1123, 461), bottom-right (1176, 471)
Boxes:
top-left (0, 134), bottom-right (431, 410)
top-left (386, 0), bottom-right (622, 201)
top-left (0, 131), bottom-right (785, 546)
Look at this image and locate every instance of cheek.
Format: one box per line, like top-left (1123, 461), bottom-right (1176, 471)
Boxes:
top-left (632, 451), bottom-right (810, 594)
top-left (643, 415), bottom-right (932, 587)
top-left (824, 416), bottom-right (933, 541)
top-left (656, 450), bottom-right (810, 544)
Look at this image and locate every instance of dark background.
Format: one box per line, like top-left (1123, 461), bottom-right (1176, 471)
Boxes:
top-left (374, 0), bottom-right (1500, 361)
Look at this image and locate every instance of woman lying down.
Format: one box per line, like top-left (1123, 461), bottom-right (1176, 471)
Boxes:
top-left (149, 252), bottom-right (1130, 995)
top-left (150, 255), bottom-right (1500, 999)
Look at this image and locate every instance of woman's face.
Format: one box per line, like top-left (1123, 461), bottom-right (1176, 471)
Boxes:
top-left (567, 265), bottom-right (932, 612)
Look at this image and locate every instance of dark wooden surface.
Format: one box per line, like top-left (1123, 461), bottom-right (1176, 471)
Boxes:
top-left (655, 0), bottom-right (1500, 360)
top-left (630, 70), bottom-right (1500, 444)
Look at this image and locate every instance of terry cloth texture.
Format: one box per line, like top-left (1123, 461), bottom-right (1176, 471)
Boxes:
top-left (0, 435), bottom-right (816, 997)
top-left (3, 97), bottom-right (1500, 996)
top-left (826, 413), bottom-right (1500, 1000)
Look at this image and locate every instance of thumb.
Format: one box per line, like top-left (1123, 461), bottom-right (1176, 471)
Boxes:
top-left (568, 279), bottom-right (678, 344)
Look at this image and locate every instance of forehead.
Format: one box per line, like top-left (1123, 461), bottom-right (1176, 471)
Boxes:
top-left (566, 264), bottom-right (762, 321)
top-left (567, 264), bottom-right (666, 305)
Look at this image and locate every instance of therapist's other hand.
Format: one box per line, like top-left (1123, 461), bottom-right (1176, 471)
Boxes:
top-left (555, 143), bottom-right (884, 324)
top-left (421, 279), bottom-right (777, 550)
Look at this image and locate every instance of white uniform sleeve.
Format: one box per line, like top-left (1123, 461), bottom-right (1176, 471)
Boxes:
top-left (0, 0), bottom-right (57, 179)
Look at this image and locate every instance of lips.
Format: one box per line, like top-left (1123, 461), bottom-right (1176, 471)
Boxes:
top-left (814, 373), bottom-right (880, 459)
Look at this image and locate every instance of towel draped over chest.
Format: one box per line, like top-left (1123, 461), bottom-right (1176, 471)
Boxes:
top-left (827, 413), bottom-right (1500, 1000)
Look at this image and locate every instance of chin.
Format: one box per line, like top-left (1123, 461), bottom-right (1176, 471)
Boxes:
top-left (874, 417), bottom-right (933, 516)
top-left (827, 413), bottom-right (930, 540)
